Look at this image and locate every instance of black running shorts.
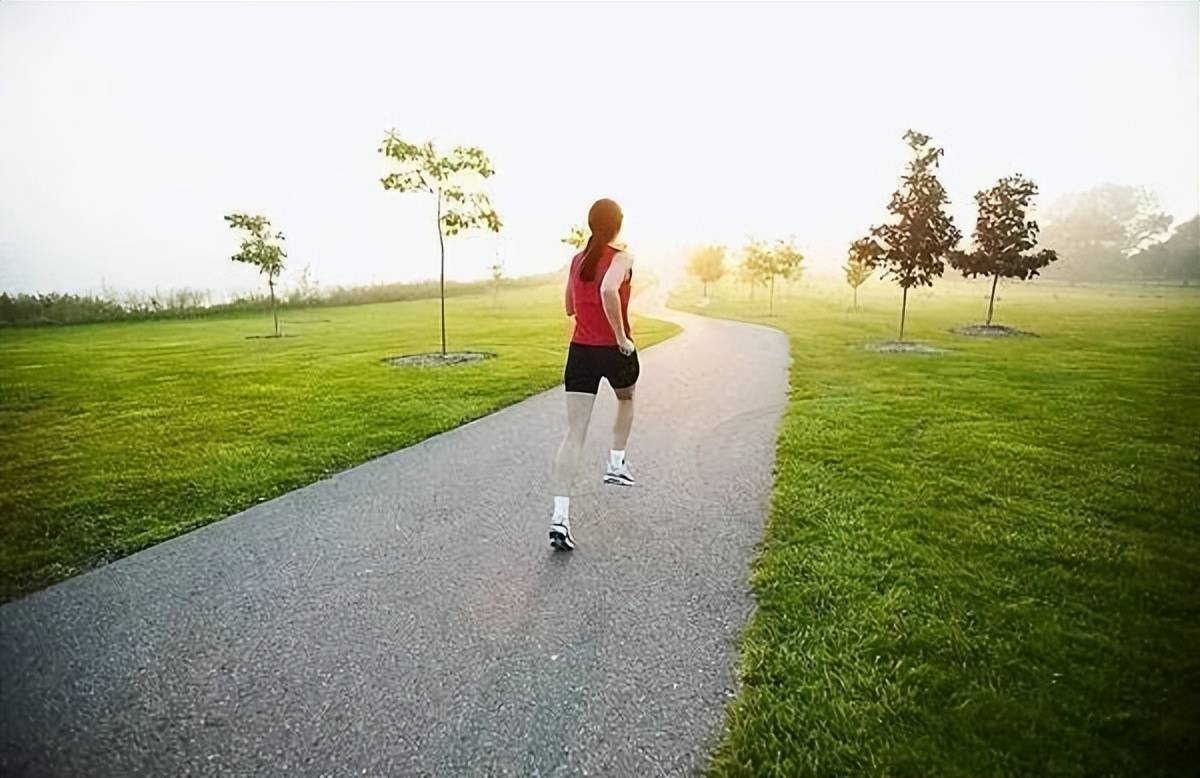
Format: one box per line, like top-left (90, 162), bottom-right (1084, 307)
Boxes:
top-left (564, 342), bottom-right (640, 394)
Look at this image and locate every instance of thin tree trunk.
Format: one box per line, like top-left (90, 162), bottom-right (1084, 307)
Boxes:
top-left (268, 278), bottom-right (278, 337)
top-left (987, 274), bottom-right (999, 325)
top-left (437, 190), bottom-right (446, 356)
top-left (853, 285), bottom-right (858, 311)
top-left (703, 280), bottom-right (708, 299)
top-left (899, 286), bottom-right (908, 341)
top-left (769, 276), bottom-right (775, 316)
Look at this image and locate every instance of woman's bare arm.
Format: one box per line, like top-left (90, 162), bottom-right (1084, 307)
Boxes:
top-left (564, 275), bottom-right (575, 317)
top-left (600, 251), bottom-right (635, 353)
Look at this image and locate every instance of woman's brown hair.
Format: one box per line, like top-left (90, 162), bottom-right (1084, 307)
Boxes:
top-left (578, 198), bottom-right (623, 282)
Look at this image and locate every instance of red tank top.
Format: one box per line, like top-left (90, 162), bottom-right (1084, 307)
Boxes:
top-left (570, 245), bottom-right (632, 346)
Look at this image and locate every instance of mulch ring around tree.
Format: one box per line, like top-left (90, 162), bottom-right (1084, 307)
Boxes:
top-left (864, 341), bottom-right (950, 354)
top-left (383, 351), bottom-right (496, 368)
top-left (951, 324), bottom-right (1037, 338)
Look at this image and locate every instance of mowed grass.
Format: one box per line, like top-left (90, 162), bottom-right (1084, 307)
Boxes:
top-left (0, 283), bottom-right (678, 601)
top-left (672, 279), bottom-right (1200, 777)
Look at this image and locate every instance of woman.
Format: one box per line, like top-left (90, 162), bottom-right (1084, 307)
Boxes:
top-left (549, 198), bottom-right (638, 551)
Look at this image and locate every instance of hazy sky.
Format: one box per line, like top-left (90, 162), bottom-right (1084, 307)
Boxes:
top-left (1, 1), bottom-right (1197, 296)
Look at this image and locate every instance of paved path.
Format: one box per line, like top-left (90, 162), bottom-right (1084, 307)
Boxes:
top-left (0, 300), bottom-right (789, 777)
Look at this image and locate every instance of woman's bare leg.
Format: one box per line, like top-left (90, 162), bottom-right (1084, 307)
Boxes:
top-left (612, 387), bottom-right (635, 452)
top-left (552, 392), bottom-right (597, 501)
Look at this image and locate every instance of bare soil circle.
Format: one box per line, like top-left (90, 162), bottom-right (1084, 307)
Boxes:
top-left (952, 324), bottom-right (1036, 338)
top-left (864, 341), bottom-right (948, 354)
top-left (383, 351), bottom-right (496, 368)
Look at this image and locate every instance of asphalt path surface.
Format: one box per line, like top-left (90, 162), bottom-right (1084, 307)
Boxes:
top-left (1, 300), bottom-right (789, 777)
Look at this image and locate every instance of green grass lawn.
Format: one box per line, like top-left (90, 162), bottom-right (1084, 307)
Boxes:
top-left (672, 278), bottom-right (1200, 777)
top-left (0, 283), bottom-right (678, 601)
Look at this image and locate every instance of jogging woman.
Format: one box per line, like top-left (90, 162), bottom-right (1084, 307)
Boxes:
top-left (549, 198), bottom-right (638, 551)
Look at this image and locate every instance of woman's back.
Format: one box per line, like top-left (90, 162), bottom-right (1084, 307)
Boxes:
top-left (570, 245), bottom-right (631, 346)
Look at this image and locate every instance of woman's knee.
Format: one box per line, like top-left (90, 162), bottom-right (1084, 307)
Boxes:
top-left (562, 424), bottom-right (589, 445)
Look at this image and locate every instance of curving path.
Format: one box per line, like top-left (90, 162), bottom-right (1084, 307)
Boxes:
top-left (0, 295), bottom-right (789, 777)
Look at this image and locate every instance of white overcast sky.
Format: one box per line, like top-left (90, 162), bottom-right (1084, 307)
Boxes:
top-left (1, 1), bottom-right (1196, 296)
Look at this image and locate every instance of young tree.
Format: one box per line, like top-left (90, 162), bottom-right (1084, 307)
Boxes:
top-left (744, 239), bottom-right (804, 316)
top-left (735, 259), bottom-right (759, 301)
top-left (949, 174), bottom-right (1058, 325)
top-left (224, 212), bottom-right (286, 336)
top-left (378, 130), bottom-right (502, 355)
top-left (687, 244), bottom-right (727, 299)
top-left (858, 130), bottom-right (962, 340)
top-left (741, 241), bottom-right (770, 306)
top-left (562, 224), bottom-right (588, 250)
top-left (844, 238), bottom-right (874, 310)
top-left (490, 259), bottom-right (504, 305)
top-left (289, 264), bottom-right (321, 305)
top-left (770, 240), bottom-right (805, 313)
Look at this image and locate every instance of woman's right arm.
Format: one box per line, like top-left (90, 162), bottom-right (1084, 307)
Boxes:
top-left (601, 251), bottom-right (635, 354)
top-left (564, 276), bottom-right (575, 317)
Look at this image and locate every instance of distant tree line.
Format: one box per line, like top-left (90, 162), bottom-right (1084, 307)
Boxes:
top-left (0, 288), bottom-right (222, 327)
top-left (686, 240), bottom-right (804, 316)
top-left (1128, 216), bottom-right (1199, 282)
top-left (1036, 185), bottom-right (1197, 283)
top-left (0, 272), bottom-right (558, 328)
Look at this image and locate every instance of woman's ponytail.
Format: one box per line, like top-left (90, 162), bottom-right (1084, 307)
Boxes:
top-left (577, 199), bottom-right (623, 282)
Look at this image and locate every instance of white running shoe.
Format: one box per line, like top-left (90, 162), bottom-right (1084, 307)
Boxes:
top-left (549, 520), bottom-right (576, 551)
top-left (604, 461), bottom-right (636, 487)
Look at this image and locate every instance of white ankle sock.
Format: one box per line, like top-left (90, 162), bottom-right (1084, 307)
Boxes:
top-left (610, 449), bottom-right (625, 468)
top-left (553, 496), bottom-right (570, 521)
